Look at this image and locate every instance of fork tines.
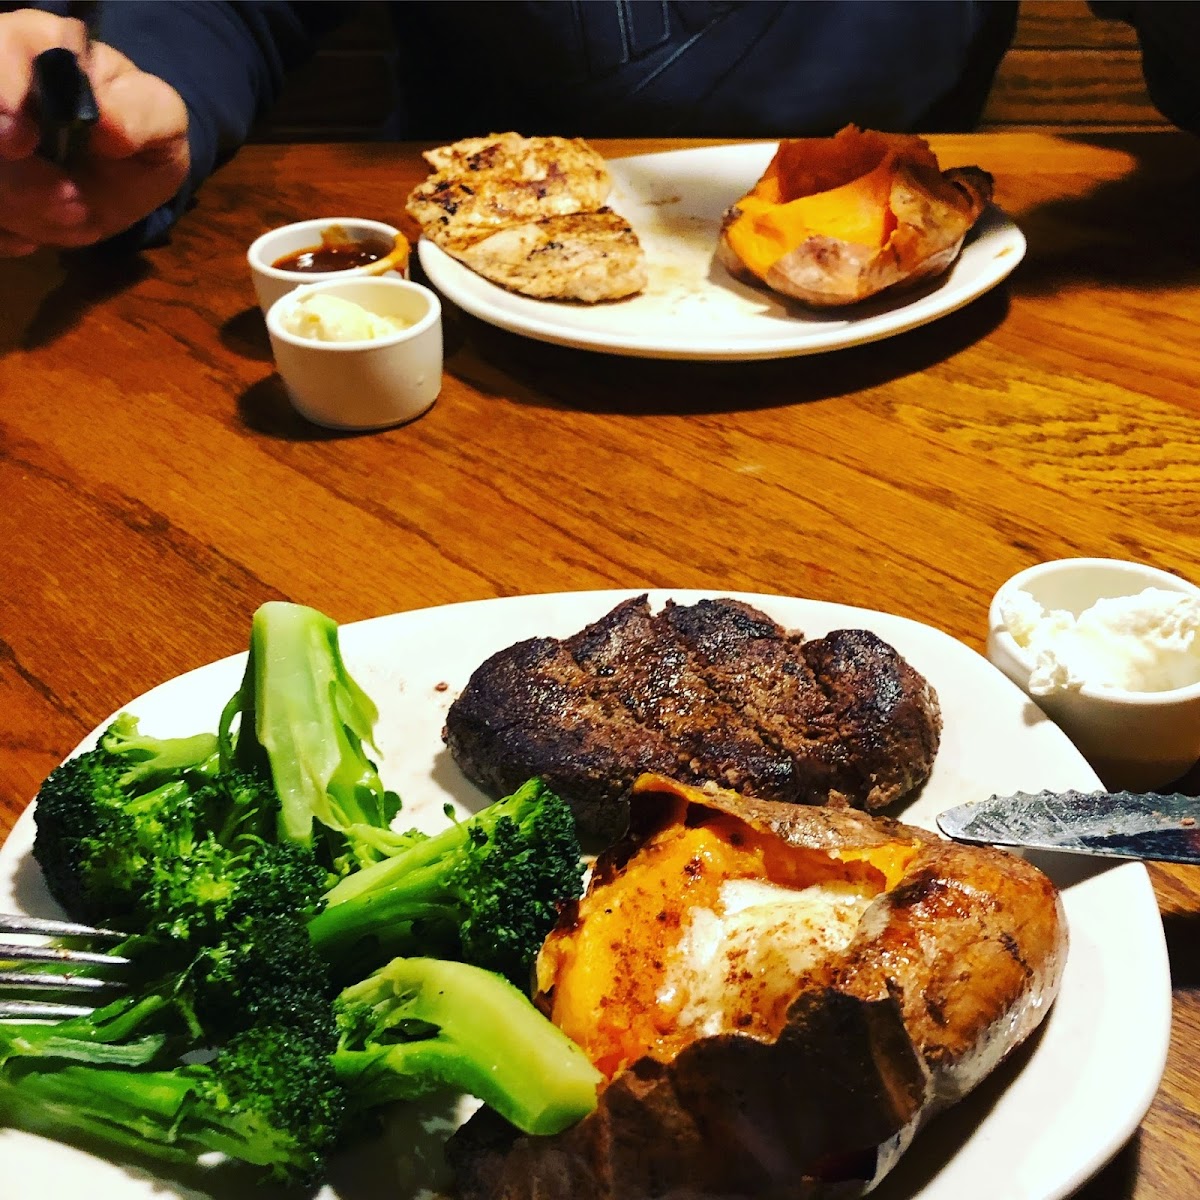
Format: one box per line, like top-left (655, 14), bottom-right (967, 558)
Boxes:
top-left (0, 941), bottom-right (131, 968)
top-left (0, 913), bottom-right (125, 939)
top-left (0, 999), bottom-right (97, 1020)
top-left (0, 911), bottom-right (130, 1019)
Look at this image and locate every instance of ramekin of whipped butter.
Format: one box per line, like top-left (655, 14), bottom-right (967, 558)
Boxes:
top-left (266, 278), bottom-right (442, 431)
top-left (988, 558), bottom-right (1200, 791)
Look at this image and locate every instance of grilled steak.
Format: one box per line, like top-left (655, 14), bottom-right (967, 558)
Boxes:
top-left (444, 596), bottom-right (942, 841)
top-left (406, 131), bottom-right (646, 303)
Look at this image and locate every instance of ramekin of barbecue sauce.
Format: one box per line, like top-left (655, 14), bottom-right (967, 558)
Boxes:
top-left (248, 217), bottom-right (410, 314)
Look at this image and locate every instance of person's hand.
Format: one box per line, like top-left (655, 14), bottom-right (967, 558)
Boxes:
top-left (0, 10), bottom-right (190, 256)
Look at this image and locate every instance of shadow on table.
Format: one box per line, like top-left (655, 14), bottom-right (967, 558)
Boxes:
top-left (236, 373), bottom-right (370, 441)
top-left (219, 305), bottom-right (274, 363)
top-left (1162, 909), bottom-right (1200, 989)
top-left (443, 285), bottom-right (1010, 419)
top-left (0, 250), bottom-right (150, 355)
top-left (1006, 132), bottom-right (1200, 298)
top-left (1069, 1136), bottom-right (1143, 1200)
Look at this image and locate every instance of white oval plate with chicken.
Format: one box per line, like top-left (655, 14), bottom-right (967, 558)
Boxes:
top-left (0, 589), bottom-right (1167, 1200)
top-left (417, 143), bottom-right (1026, 361)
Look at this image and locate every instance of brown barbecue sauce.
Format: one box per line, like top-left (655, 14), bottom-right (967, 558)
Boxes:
top-left (272, 226), bottom-right (395, 273)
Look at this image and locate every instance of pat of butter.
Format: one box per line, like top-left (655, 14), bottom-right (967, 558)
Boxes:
top-left (280, 292), bottom-right (410, 342)
top-left (659, 877), bottom-right (873, 1040)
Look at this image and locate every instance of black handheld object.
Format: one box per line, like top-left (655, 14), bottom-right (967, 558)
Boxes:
top-left (33, 47), bottom-right (99, 169)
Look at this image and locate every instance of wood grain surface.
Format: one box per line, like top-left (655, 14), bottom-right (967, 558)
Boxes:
top-left (1, 132), bottom-right (1198, 1197)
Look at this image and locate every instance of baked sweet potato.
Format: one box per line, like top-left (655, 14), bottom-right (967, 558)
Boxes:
top-left (717, 125), bottom-right (993, 307)
top-left (450, 773), bottom-right (1067, 1200)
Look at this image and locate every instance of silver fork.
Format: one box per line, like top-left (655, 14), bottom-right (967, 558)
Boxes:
top-left (0, 912), bottom-right (130, 1019)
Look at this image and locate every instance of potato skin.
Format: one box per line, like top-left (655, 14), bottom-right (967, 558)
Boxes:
top-left (451, 989), bottom-right (928, 1200)
top-left (836, 835), bottom-right (1067, 1109)
top-left (450, 776), bottom-right (1068, 1200)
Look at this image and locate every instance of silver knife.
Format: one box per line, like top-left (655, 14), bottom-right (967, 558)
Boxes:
top-left (936, 790), bottom-right (1200, 865)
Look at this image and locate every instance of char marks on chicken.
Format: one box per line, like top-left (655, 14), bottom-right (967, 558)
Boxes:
top-left (405, 132), bottom-right (647, 302)
top-left (444, 596), bottom-right (942, 841)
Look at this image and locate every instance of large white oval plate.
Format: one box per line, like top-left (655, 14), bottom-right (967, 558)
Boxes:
top-left (417, 143), bottom-right (1027, 361)
top-left (0, 589), bottom-right (1168, 1200)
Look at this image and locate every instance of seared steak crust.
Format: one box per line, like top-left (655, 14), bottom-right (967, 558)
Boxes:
top-left (444, 596), bottom-right (942, 839)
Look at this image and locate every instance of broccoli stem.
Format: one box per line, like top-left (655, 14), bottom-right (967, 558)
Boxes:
top-left (0, 995), bottom-right (173, 1067)
top-left (0, 1064), bottom-right (201, 1168)
top-left (307, 779), bottom-right (584, 984)
top-left (0, 1063), bottom-right (307, 1174)
top-left (333, 958), bottom-right (600, 1137)
top-left (306, 821), bottom-right (475, 956)
top-left (0, 1028), bottom-right (344, 1185)
top-left (220, 602), bottom-right (400, 861)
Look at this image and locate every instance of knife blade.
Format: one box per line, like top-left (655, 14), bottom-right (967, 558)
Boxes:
top-left (936, 789), bottom-right (1200, 865)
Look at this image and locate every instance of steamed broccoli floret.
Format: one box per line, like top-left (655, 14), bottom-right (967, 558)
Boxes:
top-left (0, 904), bottom-right (340, 1061)
top-left (0, 1026), bottom-right (345, 1186)
top-left (188, 914), bottom-right (339, 1049)
top-left (35, 602), bottom-right (401, 934)
top-left (141, 834), bottom-right (331, 948)
top-left (307, 778), bottom-right (586, 985)
top-left (331, 957), bottom-right (600, 1136)
top-left (32, 710), bottom-right (333, 957)
top-left (220, 601), bottom-right (402, 875)
top-left (31, 714), bottom-right (220, 922)
top-left (17, 602), bottom-right (594, 1189)
top-left (0, 914), bottom-right (344, 1181)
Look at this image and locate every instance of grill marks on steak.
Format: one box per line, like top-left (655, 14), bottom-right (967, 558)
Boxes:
top-left (444, 596), bottom-right (942, 840)
top-left (566, 598), bottom-right (795, 800)
top-left (800, 627), bottom-right (944, 810)
top-left (447, 634), bottom-right (681, 815)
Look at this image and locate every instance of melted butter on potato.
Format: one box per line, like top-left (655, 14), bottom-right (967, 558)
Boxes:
top-left (537, 803), bottom-right (918, 1080)
top-left (663, 877), bottom-right (874, 1041)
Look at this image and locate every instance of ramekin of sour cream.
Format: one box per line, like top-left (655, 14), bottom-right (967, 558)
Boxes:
top-left (987, 558), bottom-right (1200, 791)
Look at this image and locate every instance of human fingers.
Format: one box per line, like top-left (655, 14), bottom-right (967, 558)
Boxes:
top-left (0, 229), bottom-right (39, 257)
top-left (0, 156), bottom-right (92, 244)
top-left (0, 141), bottom-right (189, 250)
top-left (0, 34), bottom-right (188, 250)
top-left (86, 44), bottom-right (189, 161)
top-left (0, 109), bottom-right (39, 162)
top-left (0, 10), bottom-right (83, 161)
top-left (0, 10), bottom-right (86, 111)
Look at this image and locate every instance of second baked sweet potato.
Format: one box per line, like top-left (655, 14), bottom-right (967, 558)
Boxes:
top-left (718, 126), bottom-right (994, 307)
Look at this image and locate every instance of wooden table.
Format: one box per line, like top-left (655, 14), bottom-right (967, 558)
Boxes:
top-left (1, 133), bottom-right (1198, 1196)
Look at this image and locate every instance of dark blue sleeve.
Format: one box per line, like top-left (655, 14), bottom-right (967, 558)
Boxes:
top-left (1090, 1), bottom-right (1200, 132)
top-left (37, 1), bottom-right (346, 247)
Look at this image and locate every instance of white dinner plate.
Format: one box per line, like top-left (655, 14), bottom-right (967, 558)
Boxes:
top-left (417, 143), bottom-right (1028, 361)
top-left (0, 589), bottom-right (1169, 1200)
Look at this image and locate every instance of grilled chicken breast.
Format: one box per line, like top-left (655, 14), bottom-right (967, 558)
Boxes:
top-left (421, 132), bottom-right (610, 187)
top-left (406, 131), bottom-right (646, 303)
top-left (455, 209), bottom-right (647, 302)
